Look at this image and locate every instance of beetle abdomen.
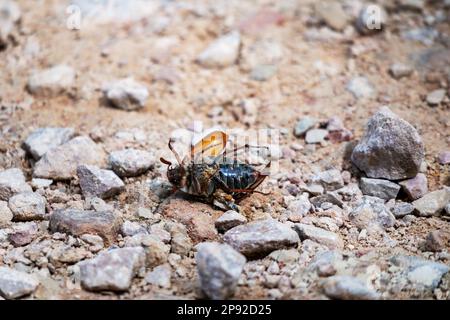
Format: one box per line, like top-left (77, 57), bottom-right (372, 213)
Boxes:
top-left (217, 163), bottom-right (258, 191)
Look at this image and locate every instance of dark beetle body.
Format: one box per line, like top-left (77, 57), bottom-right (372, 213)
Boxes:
top-left (215, 162), bottom-right (260, 201)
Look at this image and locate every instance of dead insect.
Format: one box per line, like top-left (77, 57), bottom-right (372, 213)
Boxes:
top-left (160, 129), bottom-right (271, 212)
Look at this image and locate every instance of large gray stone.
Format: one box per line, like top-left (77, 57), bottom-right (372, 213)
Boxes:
top-left (322, 275), bottom-right (380, 300)
top-left (23, 127), bottom-right (74, 160)
top-left (77, 165), bottom-right (124, 199)
top-left (0, 267), bottom-right (39, 300)
top-left (109, 148), bottom-right (154, 177)
top-left (215, 210), bottom-right (247, 233)
top-left (359, 177), bottom-right (400, 201)
top-left (294, 224), bottom-right (344, 250)
top-left (196, 242), bottom-right (246, 300)
top-left (351, 107), bottom-right (424, 180)
top-left (33, 136), bottom-right (106, 180)
top-left (0, 168), bottom-right (32, 201)
top-left (223, 219), bottom-right (299, 258)
top-left (8, 192), bottom-right (46, 221)
top-left (412, 188), bottom-right (450, 216)
top-left (79, 247), bottom-right (145, 292)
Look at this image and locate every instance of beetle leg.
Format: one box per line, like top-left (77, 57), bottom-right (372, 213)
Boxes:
top-left (212, 189), bottom-right (240, 212)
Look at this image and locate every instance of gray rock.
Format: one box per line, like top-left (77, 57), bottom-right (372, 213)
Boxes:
top-left (164, 222), bottom-right (192, 256)
top-left (8, 192), bottom-right (46, 221)
top-left (307, 250), bottom-right (342, 273)
top-left (359, 177), bottom-right (400, 201)
top-left (250, 64), bottom-right (277, 81)
top-left (346, 77), bottom-right (374, 99)
top-left (350, 196), bottom-right (395, 231)
top-left (49, 209), bottom-right (121, 245)
top-left (0, 266), bottom-right (39, 299)
top-left (437, 151), bottom-right (450, 165)
top-left (312, 169), bottom-right (344, 191)
top-left (391, 202), bottom-right (415, 218)
top-left (402, 28), bottom-right (438, 46)
top-left (196, 242), bottom-right (246, 300)
top-left (0, 201), bottom-right (13, 227)
top-left (305, 129), bottom-right (328, 144)
top-left (120, 220), bottom-right (147, 237)
top-left (223, 219), bottom-right (299, 258)
top-left (77, 165), bottom-right (124, 199)
top-left (389, 63), bottom-right (413, 79)
top-left (314, 1), bottom-right (348, 31)
top-left (109, 148), bottom-right (154, 177)
top-left (310, 192), bottom-right (343, 208)
top-left (351, 107), bottom-right (424, 180)
top-left (294, 224), bottom-right (344, 250)
top-left (27, 65), bottom-right (75, 97)
top-left (322, 275), bottom-right (380, 300)
top-left (145, 264), bottom-right (171, 288)
top-left (34, 136), bottom-right (106, 180)
top-left (102, 78), bottom-right (149, 111)
top-left (356, 4), bottom-right (388, 35)
top-left (426, 89), bottom-right (446, 106)
top-left (23, 127), bottom-right (75, 160)
top-left (294, 117), bottom-right (317, 137)
top-left (399, 173), bottom-right (428, 200)
top-left (79, 247), bottom-right (145, 292)
top-left (8, 222), bottom-right (38, 247)
top-left (215, 210), bottom-right (247, 233)
top-left (287, 194), bottom-right (312, 221)
top-left (424, 230), bottom-right (450, 252)
top-left (0, 1), bottom-right (21, 47)
top-left (197, 31), bottom-right (240, 68)
top-left (30, 178), bottom-right (52, 189)
top-left (412, 188), bottom-right (450, 216)
top-left (0, 168), bottom-right (32, 201)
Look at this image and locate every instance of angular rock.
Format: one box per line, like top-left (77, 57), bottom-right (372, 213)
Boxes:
top-left (30, 178), bottom-right (52, 189)
top-left (196, 242), bottom-right (246, 300)
top-left (359, 177), bottom-right (400, 201)
top-left (23, 127), bottom-right (75, 160)
top-left (322, 275), bottom-right (380, 300)
top-left (389, 63), bottom-right (413, 79)
top-left (294, 224), bottom-right (343, 250)
top-left (197, 31), bottom-right (240, 68)
top-left (77, 165), bottom-right (124, 199)
top-left (215, 210), bottom-right (247, 233)
top-left (294, 117), bottom-right (317, 137)
top-left (346, 77), bottom-right (374, 99)
top-left (305, 129), bottom-right (328, 144)
top-left (287, 194), bottom-right (311, 221)
top-left (8, 192), bottom-right (46, 221)
top-left (109, 148), bottom-right (154, 177)
top-left (426, 89), bottom-right (446, 106)
top-left (412, 188), bottom-right (450, 216)
top-left (27, 65), bottom-right (75, 97)
top-left (102, 78), bottom-right (149, 111)
top-left (312, 169), bottom-right (344, 191)
top-left (120, 220), bottom-right (147, 237)
top-left (123, 234), bottom-right (170, 268)
top-left (310, 192), bottom-right (343, 208)
top-left (79, 247), bottom-right (145, 292)
top-left (0, 168), bottom-right (32, 201)
top-left (49, 209), bottom-right (121, 245)
top-left (0, 201), bottom-right (13, 227)
top-left (351, 107), bottom-right (424, 180)
top-left (399, 173), bottom-right (428, 200)
top-left (0, 267), bottom-right (39, 300)
top-left (391, 202), bottom-right (414, 218)
top-left (33, 136), bottom-right (106, 180)
top-left (424, 230), bottom-right (450, 252)
top-left (223, 219), bottom-right (299, 258)
top-left (145, 264), bottom-right (171, 288)
top-left (164, 221), bottom-right (192, 256)
top-left (349, 196), bottom-right (395, 231)
top-left (8, 222), bottom-right (38, 247)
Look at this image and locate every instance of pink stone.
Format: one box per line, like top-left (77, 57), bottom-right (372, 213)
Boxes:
top-left (399, 173), bottom-right (428, 200)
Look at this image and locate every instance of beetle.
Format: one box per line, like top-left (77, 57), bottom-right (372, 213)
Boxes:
top-left (160, 129), bottom-right (271, 211)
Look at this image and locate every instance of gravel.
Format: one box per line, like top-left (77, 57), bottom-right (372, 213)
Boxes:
top-left (399, 173), bottom-right (428, 200)
top-left (322, 275), bottom-right (380, 300)
top-left (0, 168), bottom-right (32, 201)
top-left (412, 188), bottom-right (450, 216)
top-left (426, 89), bottom-right (446, 106)
top-left (0, 201), bottom-right (13, 227)
top-left (359, 177), bottom-right (400, 201)
top-left (215, 210), bottom-right (247, 233)
top-left (294, 223), bottom-right (344, 250)
top-left (22, 127), bottom-right (75, 160)
top-left (8, 192), bottom-right (46, 221)
top-left (0, 266), bottom-right (40, 300)
top-left (346, 76), bottom-right (374, 99)
top-left (102, 78), bottom-right (149, 111)
top-left (196, 31), bottom-right (241, 68)
top-left (77, 165), bottom-right (124, 199)
top-left (108, 148), bottom-right (154, 177)
top-left (27, 65), bottom-right (75, 97)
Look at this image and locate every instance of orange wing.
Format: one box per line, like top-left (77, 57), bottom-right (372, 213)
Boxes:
top-left (190, 129), bottom-right (228, 159)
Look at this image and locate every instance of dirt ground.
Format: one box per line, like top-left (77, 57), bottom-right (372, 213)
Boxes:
top-left (0, 0), bottom-right (449, 300)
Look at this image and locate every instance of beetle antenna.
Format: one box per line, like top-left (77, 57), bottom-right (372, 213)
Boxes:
top-left (160, 157), bottom-right (172, 166)
top-left (168, 139), bottom-right (183, 165)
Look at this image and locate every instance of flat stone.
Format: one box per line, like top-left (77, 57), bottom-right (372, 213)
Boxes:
top-left (8, 192), bottom-right (46, 221)
top-left (312, 169), bottom-right (344, 191)
top-left (145, 264), bottom-right (171, 288)
top-left (196, 242), bottom-right (246, 300)
top-left (391, 202), bottom-right (415, 218)
top-left (0, 266), bottom-right (39, 299)
top-left (346, 76), bottom-right (374, 99)
top-left (8, 222), bottom-right (38, 247)
top-left (102, 78), bottom-right (149, 111)
top-left (0, 168), bottom-right (32, 201)
top-left (77, 165), bottom-right (124, 199)
top-left (437, 151), bottom-right (450, 165)
top-left (305, 129), bottom-right (328, 144)
top-left (0, 201), bottom-right (13, 227)
top-left (294, 117), bottom-right (317, 137)
top-left (33, 136), bottom-right (106, 180)
top-left (322, 275), bottom-right (380, 300)
top-left (215, 210), bottom-right (247, 233)
top-left (359, 177), bottom-right (400, 201)
top-left (23, 127), bottom-right (75, 160)
top-left (412, 188), bottom-right (450, 216)
top-left (294, 224), bottom-right (344, 250)
top-left (287, 194), bottom-right (312, 221)
top-left (310, 192), bottom-right (343, 208)
top-left (109, 148), bottom-right (154, 177)
top-left (399, 173), bottom-right (428, 200)
top-left (79, 247), bottom-right (145, 292)
top-left (389, 63), bottom-right (413, 79)
top-left (350, 196), bottom-right (395, 231)
top-left (49, 209), bottom-right (121, 245)
top-left (27, 65), bottom-right (75, 97)
top-left (196, 31), bottom-right (240, 68)
top-left (351, 107), bottom-right (424, 180)
top-left (426, 89), bottom-right (446, 106)
top-left (223, 219), bottom-right (299, 258)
